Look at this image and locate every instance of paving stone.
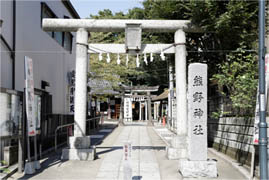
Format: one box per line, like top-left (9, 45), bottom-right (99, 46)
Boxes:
top-left (95, 123), bottom-right (161, 179)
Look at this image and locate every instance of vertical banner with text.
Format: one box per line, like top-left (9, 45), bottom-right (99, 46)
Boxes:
top-left (25, 56), bottom-right (36, 136)
top-left (124, 98), bottom-right (132, 120)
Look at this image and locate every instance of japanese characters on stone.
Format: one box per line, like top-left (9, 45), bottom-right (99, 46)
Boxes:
top-left (69, 70), bottom-right (75, 114)
top-left (188, 63), bottom-right (208, 161)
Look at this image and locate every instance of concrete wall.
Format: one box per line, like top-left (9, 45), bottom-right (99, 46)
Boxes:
top-left (208, 117), bottom-right (254, 165)
top-left (1, 0), bottom-right (77, 114)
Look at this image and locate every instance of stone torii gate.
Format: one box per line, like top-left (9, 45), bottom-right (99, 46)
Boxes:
top-left (42, 19), bottom-right (197, 161)
top-left (123, 85), bottom-right (159, 124)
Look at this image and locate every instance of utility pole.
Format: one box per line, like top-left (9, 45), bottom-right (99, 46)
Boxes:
top-left (258, 0), bottom-right (268, 179)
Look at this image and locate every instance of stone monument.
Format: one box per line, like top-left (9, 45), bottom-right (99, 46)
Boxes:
top-left (178, 63), bottom-right (217, 178)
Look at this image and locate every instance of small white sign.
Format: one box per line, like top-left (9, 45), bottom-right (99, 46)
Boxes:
top-left (123, 141), bottom-right (132, 180)
top-left (25, 56), bottom-right (36, 136)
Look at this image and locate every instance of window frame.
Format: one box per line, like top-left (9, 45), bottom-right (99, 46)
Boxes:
top-left (63, 16), bottom-right (73, 53)
top-left (41, 2), bottom-right (57, 38)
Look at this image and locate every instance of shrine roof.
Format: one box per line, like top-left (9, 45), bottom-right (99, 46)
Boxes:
top-left (124, 85), bottom-right (159, 92)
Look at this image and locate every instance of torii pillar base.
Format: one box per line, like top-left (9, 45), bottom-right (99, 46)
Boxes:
top-left (166, 135), bottom-right (187, 160)
top-left (178, 159), bottom-right (217, 178)
top-left (61, 136), bottom-right (96, 161)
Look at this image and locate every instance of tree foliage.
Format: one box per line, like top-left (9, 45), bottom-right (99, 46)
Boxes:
top-left (211, 48), bottom-right (258, 109)
top-left (88, 1), bottom-right (259, 110)
top-left (189, 0), bottom-right (258, 110)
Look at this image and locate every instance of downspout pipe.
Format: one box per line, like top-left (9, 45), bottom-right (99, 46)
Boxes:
top-left (12, 0), bottom-right (16, 90)
top-left (258, 0), bottom-right (268, 179)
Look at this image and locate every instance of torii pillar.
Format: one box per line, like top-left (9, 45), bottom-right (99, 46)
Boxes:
top-left (61, 28), bottom-right (96, 161)
top-left (166, 29), bottom-right (188, 160)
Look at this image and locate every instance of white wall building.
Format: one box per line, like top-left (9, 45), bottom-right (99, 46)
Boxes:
top-left (0, 0), bottom-right (79, 165)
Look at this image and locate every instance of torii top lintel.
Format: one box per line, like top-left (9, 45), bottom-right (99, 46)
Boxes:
top-left (42, 19), bottom-right (199, 33)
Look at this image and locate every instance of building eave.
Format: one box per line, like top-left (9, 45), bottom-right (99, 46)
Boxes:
top-left (61, 0), bottom-right (80, 19)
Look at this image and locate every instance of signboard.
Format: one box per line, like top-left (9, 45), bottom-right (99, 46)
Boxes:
top-left (68, 70), bottom-right (75, 114)
top-left (25, 56), bottom-right (36, 136)
top-left (124, 98), bottom-right (132, 119)
top-left (253, 54), bottom-right (269, 144)
top-left (131, 96), bottom-right (145, 102)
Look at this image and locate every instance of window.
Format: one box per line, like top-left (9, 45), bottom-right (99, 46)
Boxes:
top-left (41, 3), bottom-right (65, 49)
top-left (54, 31), bottom-right (63, 45)
top-left (63, 16), bottom-right (73, 53)
top-left (64, 32), bottom-right (73, 53)
top-left (41, 2), bottom-right (56, 38)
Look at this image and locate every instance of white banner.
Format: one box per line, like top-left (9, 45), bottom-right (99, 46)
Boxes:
top-left (123, 141), bottom-right (132, 179)
top-left (25, 56), bottom-right (36, 136)
top-left (124, 98), bottom-right (132, 119)
top-left (35, 95), bottom-right (41, 130)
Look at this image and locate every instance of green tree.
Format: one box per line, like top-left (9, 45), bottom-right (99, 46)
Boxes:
top-left (211, 48), bottom-right (258, 110)
top-left (189, 1), bottom-right (258, 111)
top-left (88, 1), bottom-right (259, 110)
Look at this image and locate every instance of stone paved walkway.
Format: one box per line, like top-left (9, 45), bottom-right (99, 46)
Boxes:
top-left (96, 122), bottom-right (161, 180)
top-left (8, 121), bottom-right (247, 180)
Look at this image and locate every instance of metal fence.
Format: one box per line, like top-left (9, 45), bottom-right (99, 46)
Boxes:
top-left (54, 117), bottom-right (101, 152)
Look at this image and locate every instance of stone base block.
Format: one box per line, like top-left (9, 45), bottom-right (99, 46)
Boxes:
top-left (24, 162), bottom-right (35, 175)
top-left (34, 160), bottom-right (41, 170)
top-left (69, 136), bottom-right (91, 149)
top-left (171, 135), bottom-right (187, 148)
top-left (178, 159), bottom-right (217, 178)
top-left (61, 147), bottom-right (96, 161)
top-left (166, 146), bottom-right (188, 160)
top-left (166, 136), bottom-right (188, 160)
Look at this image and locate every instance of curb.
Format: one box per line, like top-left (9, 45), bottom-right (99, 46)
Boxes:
top-left (152, 126), bottom-right (170, 147)
top-left (208, 148), bottom-right (251, 179)
top-left (153, 125), bottom-right (251, 179)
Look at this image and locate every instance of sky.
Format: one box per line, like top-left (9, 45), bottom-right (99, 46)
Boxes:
top-left (70, 0), bottom-right (143, 18)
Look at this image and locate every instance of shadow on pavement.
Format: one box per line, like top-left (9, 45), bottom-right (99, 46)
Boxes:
top-left (96, 145), bottom-right (166, 156)
top-left (17, 154), bottom-right (67, 180)
top-left (132, 175), bottom-right (142, 180)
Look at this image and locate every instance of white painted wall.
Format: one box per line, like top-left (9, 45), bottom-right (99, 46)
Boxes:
top-left (1, 0), bottom-right (77, 114)
top-left (0, 0), bottom-right (14, 89)
top-left (0, 0), bottom-right (14, 47)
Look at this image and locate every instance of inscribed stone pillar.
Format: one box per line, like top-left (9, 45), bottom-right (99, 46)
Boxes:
top-left (188, 63), bottom-right (207, 160)
top-left (179, 63), bottom-right (217, 178)
top-left (175, 29), bottom-right (187, 136)
top-left (74, 28), bottom-right (88, 137)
